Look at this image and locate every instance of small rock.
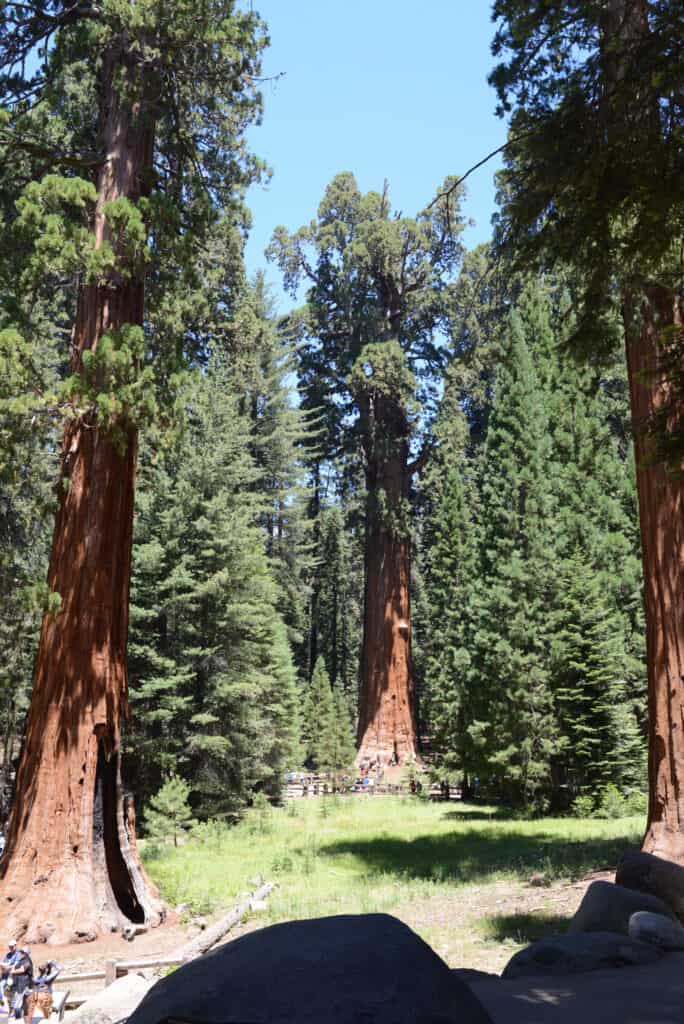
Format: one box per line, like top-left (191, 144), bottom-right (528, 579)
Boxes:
top-left (502, 931), bottom-right (663, 979)
top-left (568, 880), bottom-right (677, 935)
top-left (70, 974), bottom-right (154, 1024)
top-left (616, 851), bottom-right (684, 921)
top-left (629, 910), bottom-right (684, 950)
top-left (249, 899), bottom-right (268, 912)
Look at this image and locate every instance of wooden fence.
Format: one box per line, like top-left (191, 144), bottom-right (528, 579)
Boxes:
top-left (58, 881), bottom-right (275, 1010)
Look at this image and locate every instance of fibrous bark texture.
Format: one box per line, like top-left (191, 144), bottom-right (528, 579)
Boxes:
top-left (0, 43), bottom-right (165, 943)
top-left (356, 392), bottom-right (420, 767)
top-left (625, 288), bottom-right (684, 863)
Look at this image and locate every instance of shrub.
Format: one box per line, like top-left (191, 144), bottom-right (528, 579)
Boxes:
top-left (145, 775), bottom-right (196, 847)
top-left (571, 794), bottom-right (596, 819)
top-left (595, 784), bottom-right (627, 819)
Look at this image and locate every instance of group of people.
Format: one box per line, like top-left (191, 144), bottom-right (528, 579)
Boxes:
top-left (0, 941), bottom-right (59, 1023)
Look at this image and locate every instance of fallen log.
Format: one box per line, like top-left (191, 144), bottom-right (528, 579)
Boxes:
top-left (175, 881), bottom-right (275, 962)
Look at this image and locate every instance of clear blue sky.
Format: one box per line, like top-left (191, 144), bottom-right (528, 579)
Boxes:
top-left (244, 1), bottom-right (506, 310)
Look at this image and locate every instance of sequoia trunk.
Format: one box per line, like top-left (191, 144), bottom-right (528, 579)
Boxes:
top-left (0, 44), bottom-right (165, 942)
top-left (356, 450), bottom-right (419, 768)
top-left (624, 288), bottom-right (684, 863)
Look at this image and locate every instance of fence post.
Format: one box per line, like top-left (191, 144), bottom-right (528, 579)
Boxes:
top-left (104, 960), bottom-right (117, 987)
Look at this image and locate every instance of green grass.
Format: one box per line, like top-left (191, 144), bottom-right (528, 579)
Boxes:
top-left (143, 797), bottom-right (643, 937)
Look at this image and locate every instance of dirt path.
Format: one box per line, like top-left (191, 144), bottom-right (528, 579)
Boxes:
top-left (399, 868), bottom-right (614, 973)
top-left (49, 867), bottom-right (611, 993)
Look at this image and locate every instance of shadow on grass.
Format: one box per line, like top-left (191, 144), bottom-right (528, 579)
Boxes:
top-left (320, 828), bottom-right (637, 885)
top-left (480, 911), bottom-right (572, 945)
top-left (441, 806), bottom-right (517, 823)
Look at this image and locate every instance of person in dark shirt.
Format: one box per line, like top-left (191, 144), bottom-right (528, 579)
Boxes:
top-left (9, 948), bottom-right (32, 1020)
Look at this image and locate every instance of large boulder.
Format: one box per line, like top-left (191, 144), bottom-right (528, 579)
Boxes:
top-left (616, 850), bottom-right (684, 921)
top-left (502, 931), bottom-right (663, 980)
top-left (69, 974), bottom-right (155, 1024)
top-left (629, 910), bottom-right (684, 951)
top-left (568, 879), bottom-right (677, 935)
top-left (127, 914), bottom-right (493, 1024)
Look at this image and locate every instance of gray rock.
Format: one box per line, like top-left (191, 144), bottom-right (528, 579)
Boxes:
top-left (629, 910), bottom-right (684, 950)
top-left (568, 879), bottom-right (677, 935)
top-left (127, 914), bottom-right (493, 1024)
top-left (70, 974), bottom-right (155, 1024)
top-left (616, 850), bottom-right (684, 921)
top-left (471, 952), bottom-right (684, 1023)
top-left (502, 931), bottom-right (663, 979)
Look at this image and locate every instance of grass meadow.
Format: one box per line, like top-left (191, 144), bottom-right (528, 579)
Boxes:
top-left (143, 796), bottom-right (644, 971)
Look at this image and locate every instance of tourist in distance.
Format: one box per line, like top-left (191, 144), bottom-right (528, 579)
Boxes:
top-left (23, 961), bottom-right (60, 1024)
top-left (0, 941), bottom-right (19, 1013)
top-left (8, 949), bottom-right (32, 1021)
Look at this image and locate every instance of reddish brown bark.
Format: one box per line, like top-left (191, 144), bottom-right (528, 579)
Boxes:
top-left (0, 44), bottom-right (165, 943)
top-left (624, 288), bottom-right (684, 863)
top-left (355, 394), bottom-right (420, 768)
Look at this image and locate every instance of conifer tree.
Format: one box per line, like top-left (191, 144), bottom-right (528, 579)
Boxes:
top-left (302, 656), bottom-right (335, 770)
top-left (128, 362), bottom-right (302, 816)
top-left (0, 0), bottom-right (267, 940)
top-left (490, 0), bottom-right (684, 858)
top-left (470, 302), bottom-right (559, 807)
top-left (144, 776), bottom-right (195, 848)
top-left (229, 276), bottom-right (313, 672)
top-left (315, 506), bottom-right (361, 698)
top-left (550, 550), bottom-right (645, 803)
top-left (421, 464), bottom-right (478, 788)
top-left (269, 173), bottom-right (466, 766)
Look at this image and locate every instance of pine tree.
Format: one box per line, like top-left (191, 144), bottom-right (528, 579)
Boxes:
top-left (421, 463), bottom-right (478, 787)
top-left (229, 276), bottom-right (313, 674)
top-left (127, 360), bottom-right (302, 817)
top-left (550, 551), bottom-right (645, 804)
top-left (144, 776), bottom-right (195, 848)
top-left (302, 656), bottom-right (335, 770)
top-left (470, 302), bottom-right (559, 808)
top-left (490, 0), bottom-right (684, 859)
top-left (315, 506), bottom-right (361, 699)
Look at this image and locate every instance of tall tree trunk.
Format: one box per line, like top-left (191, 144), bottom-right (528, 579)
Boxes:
top-left (624, 287), bottom-right (684, 862)
top-left (356, 425), bottom-right (419, 767)
top-left (0, 43), bottom-right (165, 943)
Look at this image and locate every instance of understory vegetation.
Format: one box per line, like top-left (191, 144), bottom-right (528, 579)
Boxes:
top-left (144, 797), bottom-right (643, 967)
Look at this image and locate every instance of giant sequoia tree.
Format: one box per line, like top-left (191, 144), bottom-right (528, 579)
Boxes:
top-left (490, 0), bottom-right (684, 857)
top-left (269, 174), bottom-right (465, 765)
top-left (0, 0), bottom-right (265, 942)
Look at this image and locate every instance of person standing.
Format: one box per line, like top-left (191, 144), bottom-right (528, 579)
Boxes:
top-left (9, 948), bottom-right (32, 1020)
top-left (0, 941), bottom-right (20, 1012)
top-left (23, 961), bottom-right (59, 1024)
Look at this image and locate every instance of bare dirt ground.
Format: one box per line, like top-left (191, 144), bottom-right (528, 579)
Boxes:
top-left (51, 866), bottom-right (613, 1000)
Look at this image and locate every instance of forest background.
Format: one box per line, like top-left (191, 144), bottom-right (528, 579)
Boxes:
top-left (0, 0), bottom-right (651, 830)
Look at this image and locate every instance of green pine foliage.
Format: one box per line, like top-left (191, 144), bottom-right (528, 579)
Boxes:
top-left (127, 362), bottom-right (301, 816)
top-left (550, 551), bottom-right (645, 804)
top-left (420, 276), bottom-right (646, 810)
top-left (420, 463), bottom-right (478, 785)
top-left (144, 776), bottom-right (196, 848)
top-left (315, 505), bottom-right (361, 699)
top-left (471, 301), bottom-right (559, 808)
top-left (301, 656), bottom-right (355, 777)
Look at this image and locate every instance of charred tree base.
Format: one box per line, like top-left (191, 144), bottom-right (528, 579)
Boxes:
top-left (0, 747), bottom-right (167, 946)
